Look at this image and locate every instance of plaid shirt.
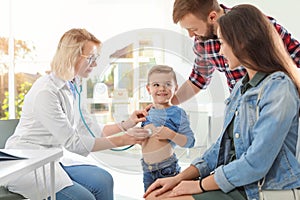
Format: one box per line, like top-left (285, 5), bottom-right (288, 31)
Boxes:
top-left (190, 5), bottom-right (300, 92)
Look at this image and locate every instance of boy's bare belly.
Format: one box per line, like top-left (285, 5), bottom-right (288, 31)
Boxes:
top-left (141, 125), bottom-right (173, 164)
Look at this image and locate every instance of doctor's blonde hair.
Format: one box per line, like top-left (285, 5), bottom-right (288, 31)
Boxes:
top-left (51, 28), bottom-right (101, 81)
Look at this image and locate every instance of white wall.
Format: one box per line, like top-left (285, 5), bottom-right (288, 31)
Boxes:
top-left (221, 0), bottom-right (300, 37)
top-left (1, 0), bottom-right (299, 72)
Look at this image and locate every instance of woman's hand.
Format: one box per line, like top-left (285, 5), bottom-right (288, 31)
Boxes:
top-left (167, 180), bottom-right (201, 197)
top-left (143, 176), bottom-right (180, 198)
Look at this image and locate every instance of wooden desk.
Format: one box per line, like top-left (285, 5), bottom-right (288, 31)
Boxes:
top-left (0, 149), bottom-right (63, 200)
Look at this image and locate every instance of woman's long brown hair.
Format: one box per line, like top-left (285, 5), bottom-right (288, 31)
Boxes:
top-left (217, 4), bottom-right (294, 76)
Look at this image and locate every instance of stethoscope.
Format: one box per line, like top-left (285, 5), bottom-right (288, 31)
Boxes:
top-left (70, 81), bottom-right (134, 151)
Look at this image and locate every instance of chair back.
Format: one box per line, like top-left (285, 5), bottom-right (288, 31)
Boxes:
top-left (0, 119), bottom-right (19, 148)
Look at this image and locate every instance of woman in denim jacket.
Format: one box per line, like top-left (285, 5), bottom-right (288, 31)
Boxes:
top-left (144, 4), bottom-right (300, 200)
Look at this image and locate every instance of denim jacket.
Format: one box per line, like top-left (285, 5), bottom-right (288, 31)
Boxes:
top-left (192, 71), bottom-right (300, 200)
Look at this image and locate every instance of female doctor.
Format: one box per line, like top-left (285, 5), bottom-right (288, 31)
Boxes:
top-left (5, 28), bottom-right (150, 200)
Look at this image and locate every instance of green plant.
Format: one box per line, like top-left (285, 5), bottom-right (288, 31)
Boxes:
top-left (1, 81), bottom-right (32, 119)
top-left (0, 37), bottom-right (36, 118)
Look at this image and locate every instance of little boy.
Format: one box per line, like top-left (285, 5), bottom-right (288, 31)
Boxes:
top-left (141, 65), bottom-right (195, 191)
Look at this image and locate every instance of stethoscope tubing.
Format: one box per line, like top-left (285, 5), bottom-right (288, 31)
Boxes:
top-left (73, 83), bottom-right (134, 151)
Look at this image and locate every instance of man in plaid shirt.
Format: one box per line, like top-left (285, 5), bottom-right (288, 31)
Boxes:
top-left (171, 0), bottom-right (300, 105)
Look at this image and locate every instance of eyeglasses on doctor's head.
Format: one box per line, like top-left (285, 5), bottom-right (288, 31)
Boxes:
top-left (81, 54), bottom-right (100, 64)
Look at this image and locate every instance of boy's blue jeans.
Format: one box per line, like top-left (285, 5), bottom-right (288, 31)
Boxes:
top-left (141, 154), bottom-right (181, 191)
top-left (55, 164), bottom-right (114, 200)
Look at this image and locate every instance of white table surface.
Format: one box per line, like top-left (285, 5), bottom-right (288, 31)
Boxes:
top-left (0, 149), bottom-right (63, 199)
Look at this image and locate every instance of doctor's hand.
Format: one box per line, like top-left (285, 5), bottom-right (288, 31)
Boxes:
top-left (122, 104), bottom-right (152, 129)
top-left (126, 127), bottom-right (151, 139)
top-left (121, 130), bottom-right (146, 145)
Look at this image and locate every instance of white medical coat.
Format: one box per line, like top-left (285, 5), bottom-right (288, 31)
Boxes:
top-left (5, 73), bottom-right (103, 199)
